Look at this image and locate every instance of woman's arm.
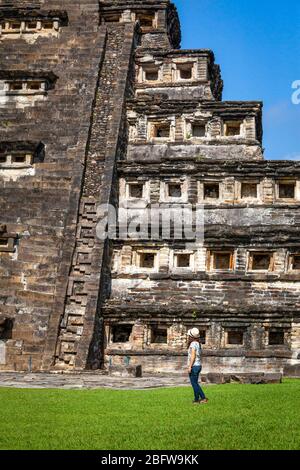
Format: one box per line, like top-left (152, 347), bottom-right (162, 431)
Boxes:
top-left (188, 348), bottom-right (196, 374)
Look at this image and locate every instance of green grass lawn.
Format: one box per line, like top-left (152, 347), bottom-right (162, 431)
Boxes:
top-left (0, 380), bottom-right (299, 450)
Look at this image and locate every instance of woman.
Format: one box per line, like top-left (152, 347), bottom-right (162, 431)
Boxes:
top-left (187, 328), bottom-right (208, 404)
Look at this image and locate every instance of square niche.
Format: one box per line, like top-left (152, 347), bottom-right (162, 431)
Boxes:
top-left (177, 63), bottom-right (193, 81)
top-left (227, 330), bottom-right (244, 345)
top-left (278, 182), bottom-right (296, 200)
top-left (111, 325), bottom-right (132, 343)
top-left (248, 252), bottom-right (273, 272)
top-left (208, 251), bottom-right (234, 271)
top-left (241, 183), bottom-right (258, 199)
top-left (150, 326), bottom-right (168, 344)
top-left (128, 183), bottom-right (144, 199)
top-left (168, 183), bottom-right (182, 198)
top-left (192, 123), bottom-right (206, 138)
top-left (203, 183), bottom-right (220, 200)
top-left (224, 121), bottom-right (242, 137)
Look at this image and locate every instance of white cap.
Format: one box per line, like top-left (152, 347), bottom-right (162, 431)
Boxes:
top-left (188, 328), bottom-right (200, 339)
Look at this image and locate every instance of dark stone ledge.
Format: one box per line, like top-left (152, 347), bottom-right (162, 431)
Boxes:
top-left (105, 349), bottom-right (293, 359)
top-left (0, 9), bottom-right (68, 25)
top-left (102, 305), bottom-right (299, 318)
top-left (0, 71), bottom-right (58, 88)
top-left (118, 158), bottom-right (300, 175)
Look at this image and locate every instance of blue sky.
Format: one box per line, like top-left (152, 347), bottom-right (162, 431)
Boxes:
top-left (175, 0), bottom-right (300, 160)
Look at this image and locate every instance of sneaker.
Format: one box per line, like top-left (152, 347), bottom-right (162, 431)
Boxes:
top-left (192, 400), bottom-right (200, 405)
top-left (200, 398), bottom-right (209, 404)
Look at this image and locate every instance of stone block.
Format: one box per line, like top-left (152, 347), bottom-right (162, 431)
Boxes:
top-left (206, 373), bottom-right (225, 384)
top-left (283, 365), bottom-right (300, 378)
top-left (108, 365), bottom-right (142, 378)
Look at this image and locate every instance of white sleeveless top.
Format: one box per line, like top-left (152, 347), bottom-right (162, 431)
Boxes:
top-left (188, 341), bottom-right (202, 367)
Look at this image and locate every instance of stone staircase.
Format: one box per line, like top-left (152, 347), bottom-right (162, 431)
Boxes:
top-left (54, 23), bottom-right (137, 370)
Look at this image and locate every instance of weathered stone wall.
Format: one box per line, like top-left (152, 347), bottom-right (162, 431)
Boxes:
top-left (1, 0), bottom-right (299, 377)
top-left (0, 0), bottom-right (182, 373)
top-left (50, 22), bottom-right (137, 371)
top-left (0, 0), bottom-right (106, 371)
top-left (100, 2), bottom-right (300, 376)
top-left (99, 0), bottom-right (181, 49)
top-left (106, 158), bottom-right (300, 373)
top-left (135, 49), bottom-right (223, 101)
top-left (126, 99), bottom-right (263, 162)
top-left (118, 160), bottom-right (300, 205)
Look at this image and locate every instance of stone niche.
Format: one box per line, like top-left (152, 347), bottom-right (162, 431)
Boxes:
top-left (147, 118), bottom-right (175, 142)
top-left (0, 71), bottom-right (58, 108)
top-left (119, 177), bottom-right (151, 208)
top-left (99, 2), bottom-right (181, 48)
top-left (224, 120), bottom-right (243, 137)
top-left (0, 224), bottom-right (17, 253)
top-left (103, 317), bottom-right (294, 374)
top-left (101, 9), bottom-right (158, 29)
top-left (185, 119), bottom-right (208, 140)
top-left (171, 250), bottom-right (195, 272)
top-left (119, 175), bottom-right (300, 206)
top-left (113, 245), bottom-right (298, 276)
top-left (128, 112), bottom-right (258, 146)
top-left (0, 318), bottom-right (14, 365)
top-left (288, 254), bottom-right (300, 272)
top-left (135, 11), bottom-right (158, 30)
top-left (105, 322), bottom-right (145, 351)
top-left (206, 250), bottom-right (235, 272)
top-left (0, 318), bottom-right (13, 341)
top-left (137, 59), bottom-right (163, 84)
top-left (0, 141), bottom-right (45, 181)
top-left (247, 251), bottom-right (275, 273)
top-left (160, 178), bottom-right (189, 203)
top-left (135, 50), bottom-right (222, 100)
top-left (0, 9), bottom-right (68, 42)
top-left (275, 180), bottom-right (300, 202)
top-left (105, 321), bottom-right (188, 352)
top-left (105, 320), bottom-right (291, 350)
top-left (172, 59), bottom-right (198, 82)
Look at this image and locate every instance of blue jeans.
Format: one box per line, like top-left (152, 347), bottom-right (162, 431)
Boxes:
top-left (189, 365), bottom-right (206, 401)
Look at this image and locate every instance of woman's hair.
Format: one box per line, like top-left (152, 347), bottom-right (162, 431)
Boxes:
top-left (187, 336), bottom-right (201, 347)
